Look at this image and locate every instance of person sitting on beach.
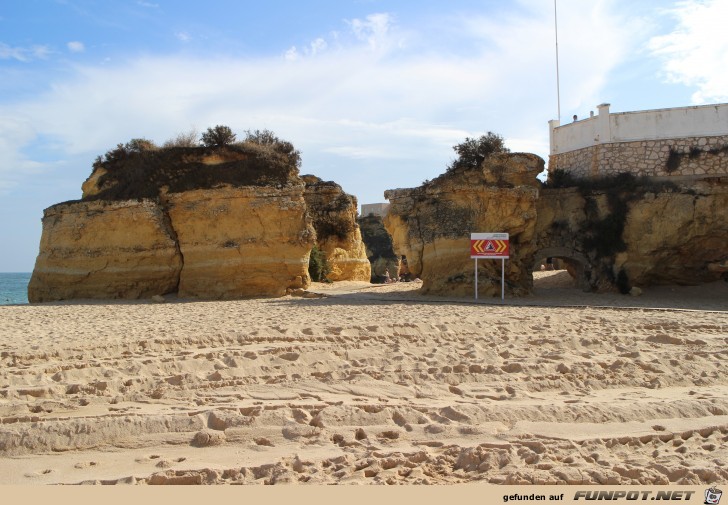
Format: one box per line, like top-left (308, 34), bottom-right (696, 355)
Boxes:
top-left (384, 269), bottom-right (391, 283)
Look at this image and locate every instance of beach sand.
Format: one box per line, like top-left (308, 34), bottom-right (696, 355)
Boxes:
top-left (0, 272), bottom-right (726, 485)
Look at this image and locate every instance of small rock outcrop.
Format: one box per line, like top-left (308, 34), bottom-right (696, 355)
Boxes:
top-left (384, 153), bottom-right (543, 297)
top-left (302, 175), bottom-right (370, 282)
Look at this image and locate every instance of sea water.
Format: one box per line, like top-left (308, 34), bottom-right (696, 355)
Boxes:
top-left (0, 272), bottom-right (31, 305)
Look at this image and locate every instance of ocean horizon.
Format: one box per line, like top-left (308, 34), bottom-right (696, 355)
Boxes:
top-left (0, 272), bottom-right (31, 305)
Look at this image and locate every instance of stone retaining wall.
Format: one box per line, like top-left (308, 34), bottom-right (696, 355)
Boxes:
top-left (549, 135), bottom-right (728, 179)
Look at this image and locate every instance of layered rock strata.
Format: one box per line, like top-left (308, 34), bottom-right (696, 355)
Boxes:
top-left (29, 145), bottom-right (322, 302)
top-left (616, 179), bottom-right (728, 286)
top-left (28, 199), bottom-right (182, 302)
top-left (166, 186), bottom-right (313, 299)
top-left (385, 150), bottom-right (728, 297)
top-left (302, 176), bottom-right (370, 282)
top-left (384, 153), bottom-right (543, 297)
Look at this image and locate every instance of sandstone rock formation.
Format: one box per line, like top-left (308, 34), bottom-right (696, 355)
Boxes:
top-left (384, 153), bottom-right (543, 297)
top-left (29, 145), bottom-right (322, 302)
top-left (536, 176), bottom-right (728, 293)
top-left (385, 151), bottom-right (727, 297)
top-left (166, 186), bottom-right (312, 299)
top-left (28, 199), bottom-right (182, 302)
top-left (302, 175), bottom-right (370, 282)
top-left (619, 180), bottom-right (728, 286)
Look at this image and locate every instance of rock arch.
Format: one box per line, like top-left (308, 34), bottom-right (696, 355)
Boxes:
top-left (532, 246), bottom-right (592, 291)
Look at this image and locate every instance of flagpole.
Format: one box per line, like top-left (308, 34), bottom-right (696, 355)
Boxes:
top-left (554, 0), bottom-right (561, 122)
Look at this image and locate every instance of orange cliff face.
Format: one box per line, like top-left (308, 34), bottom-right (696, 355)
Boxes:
top-left (384, 153), bottom-right (543, 298)
top-left (302, 175), bottom-right (370, 283)
top-left (383, 149), bottom-right (728, 298)
top-left (28, 199), bottom-right (183, 302)
top-left (28, 145), bottom-right (324, 302)
top-left (28, 187), bottom-right (316, 302)
top-left (166, 186), bottom-right (314, 299)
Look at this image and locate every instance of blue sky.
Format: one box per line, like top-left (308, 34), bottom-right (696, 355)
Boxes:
top-left (1, 0), bottom-right (727, 272)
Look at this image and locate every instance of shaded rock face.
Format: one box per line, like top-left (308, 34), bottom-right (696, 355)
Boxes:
top-left (28, 200), bottom-right (182, 302)
top-left (302, 175), bottom-right (370, 282)
top-left (620, 181), bottom-right (728, 286)
top-left (384, 153), bottom-right (543, 297)
top-left (29, 146), bottom-right (317, 302)
top-left (357, 214), bottom-right (399, 283)
top-left (536, 178), bottom-right (728, 292)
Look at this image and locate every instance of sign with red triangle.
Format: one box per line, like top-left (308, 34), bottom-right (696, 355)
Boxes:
top-left (470, 233), bottom-right (509, 258)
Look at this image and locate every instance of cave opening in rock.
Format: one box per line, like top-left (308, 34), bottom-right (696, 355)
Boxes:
top-left (531, 247), bottom-right (592, 292)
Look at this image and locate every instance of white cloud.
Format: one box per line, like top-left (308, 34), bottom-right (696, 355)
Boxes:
top-left (309, 38), bottom-right (327, 56)
top-left (0, 117), bottom-right (46, 195)
top-left (176, 32), bottom-right (191, 43)
top-left (460, 0), bottom-right (643, 115)
top-left (284, 46), bottom-right (299, 61)
top-left (0, 43), bottom-right (51, 62)
top-left (67, 41), bottom-right (85, 53)
top-left (649, 0), bottom-right (728, 103)
top-left (284, 38), bottom-right (328, 61)
top-left (348, 13), bottom-right (393, 50)
top-left (0, 3), bottom-right (643, 203)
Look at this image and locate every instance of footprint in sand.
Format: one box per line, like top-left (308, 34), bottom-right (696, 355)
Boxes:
top-left (135, 455), bottom-right (161, 463)
top-left (24, 469), bottom-right (55, 479)
top-left (74, 461), bottom-right (98, 469)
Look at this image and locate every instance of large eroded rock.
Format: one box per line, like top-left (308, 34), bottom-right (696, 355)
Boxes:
top-left (28, 199), bottom-right (182, 302)
top-left (384, 153), bottom-right (543, 297)
top-left (619, 180), bottom-right (728, 286)
top-left (29, 145), bottom-right (320, 301)
top-left (535, 178), bottom-right (728, 292)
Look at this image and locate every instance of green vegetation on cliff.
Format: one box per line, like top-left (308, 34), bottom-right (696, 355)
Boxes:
top-left (84, 127), bottom-right (302, 201)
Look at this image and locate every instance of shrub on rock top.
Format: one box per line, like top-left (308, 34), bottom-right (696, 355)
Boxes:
top-left (448, 132), bottom-right (509, 173)
top-left (200, 125), bottom-right (237, 147)
top-left (241, 128), bottom-right (302, 169)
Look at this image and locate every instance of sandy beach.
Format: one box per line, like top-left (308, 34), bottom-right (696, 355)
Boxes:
top-left (0, 273), bottom-right (726, 485)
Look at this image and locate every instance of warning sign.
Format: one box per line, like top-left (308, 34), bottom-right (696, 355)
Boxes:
top-left (470, 233), bottom-right (509, 259)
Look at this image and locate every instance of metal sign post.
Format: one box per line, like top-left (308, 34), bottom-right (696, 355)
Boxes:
top-left (501, 257), bottom-right (505, 302)
top-left (474, 258), bottom-right (478, 300)
top-left (470, 232), bottom-right (510, 302)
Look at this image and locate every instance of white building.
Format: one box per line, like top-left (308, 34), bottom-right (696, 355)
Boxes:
top-left (548, 103), bottom-right (728, 179)
top-left (361, 202), bottom-right (390, 218)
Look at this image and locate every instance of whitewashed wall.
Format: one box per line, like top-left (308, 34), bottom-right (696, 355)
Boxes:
top-left (550, 103), bottom-right (728, 155)
top-left (361, 202), bottom-right (390, 217)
